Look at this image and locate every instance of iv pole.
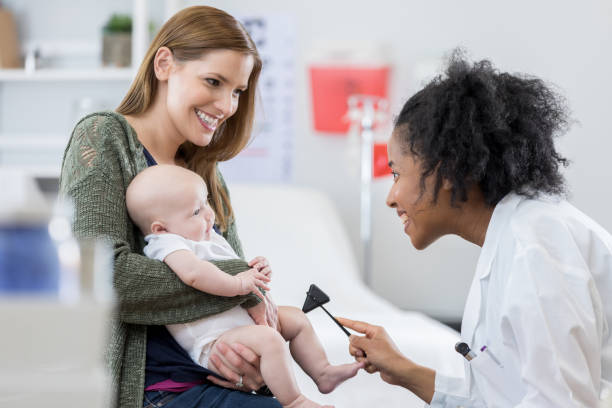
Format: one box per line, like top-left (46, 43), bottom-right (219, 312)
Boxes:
top-left (346, 95), bottom-right (388, 286)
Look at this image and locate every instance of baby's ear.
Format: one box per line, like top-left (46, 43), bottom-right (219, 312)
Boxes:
top-left (150, 221), bottom-right (167, 234)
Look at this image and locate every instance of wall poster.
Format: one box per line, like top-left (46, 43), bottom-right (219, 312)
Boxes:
top-left (219, 14), bottom-right (295, 183)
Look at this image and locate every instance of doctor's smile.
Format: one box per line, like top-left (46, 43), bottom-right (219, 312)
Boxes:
top-left (398, 211), bottom-right (410, 230)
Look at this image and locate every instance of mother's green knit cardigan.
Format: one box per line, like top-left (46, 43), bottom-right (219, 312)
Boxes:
top-left (59, 112), bottom-right (260, 408)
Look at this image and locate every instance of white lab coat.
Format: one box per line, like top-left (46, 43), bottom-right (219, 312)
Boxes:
top-left (429, 193), bottom-right (612, 407)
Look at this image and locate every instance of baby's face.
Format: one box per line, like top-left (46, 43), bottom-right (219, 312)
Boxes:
top-left (165, 180), bottom-right (215, 242)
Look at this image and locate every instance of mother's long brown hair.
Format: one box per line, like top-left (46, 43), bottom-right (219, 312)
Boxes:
top-left (117, 6), bottom-right (262, 231)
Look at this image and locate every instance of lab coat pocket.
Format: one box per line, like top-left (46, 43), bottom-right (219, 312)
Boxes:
top-left (470, 347), bottom-right (523, 406)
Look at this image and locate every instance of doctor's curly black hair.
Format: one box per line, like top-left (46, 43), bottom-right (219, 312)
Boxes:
top-left (395, 49), bottom-right (570, 207)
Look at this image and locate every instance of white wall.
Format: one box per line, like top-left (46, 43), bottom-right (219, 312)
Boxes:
top-left (206, 0), bottom-right (612, 320)
top-left (4, 0), bottom-right (611, 321)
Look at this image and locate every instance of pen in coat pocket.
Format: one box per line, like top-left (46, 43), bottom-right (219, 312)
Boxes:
top-left (480, 345), bottom-right (502, 367)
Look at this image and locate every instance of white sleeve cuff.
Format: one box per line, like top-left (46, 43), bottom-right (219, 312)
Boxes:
top-left (425, 372), bottom-right (487, 408)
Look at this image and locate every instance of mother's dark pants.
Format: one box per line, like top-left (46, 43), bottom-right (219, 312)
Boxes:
top-left (143, 384), bottom-right (282, 408)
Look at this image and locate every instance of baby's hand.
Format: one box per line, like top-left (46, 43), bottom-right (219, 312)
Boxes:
top-left (235, 268), bottom-right (270, 296)
top-left (248, 256), bottom-right (272, 278)
top-left (247, 301), bottom-right (267, 326)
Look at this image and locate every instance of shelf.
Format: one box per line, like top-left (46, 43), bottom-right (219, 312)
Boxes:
top-left (0, 165), bottom-right (61, 179)
top-left (0, 68), bottom-right (134, 82)
top-left (0, 134), bottom-right (69, 149)
top-left (0, 134), bottom-right (66, 179)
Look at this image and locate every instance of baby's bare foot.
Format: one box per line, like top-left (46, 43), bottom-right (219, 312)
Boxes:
top-left (316, 361), bottom-right (365, 394)
top-left (284, 394), bottom-right (333, 408)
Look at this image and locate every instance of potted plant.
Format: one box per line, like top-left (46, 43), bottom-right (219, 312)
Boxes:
top-left (101, 14), bottom-right (132, 67)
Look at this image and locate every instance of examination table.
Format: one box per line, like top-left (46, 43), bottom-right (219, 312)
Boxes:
top-left (230, 184), bottom-right (464, 407)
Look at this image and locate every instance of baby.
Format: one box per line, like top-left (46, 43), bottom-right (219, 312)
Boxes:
top-left (126, 164), bottom-right (362, 408)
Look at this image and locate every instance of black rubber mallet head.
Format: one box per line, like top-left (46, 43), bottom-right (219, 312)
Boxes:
top-left (302, 284), bottom-right (351, 337)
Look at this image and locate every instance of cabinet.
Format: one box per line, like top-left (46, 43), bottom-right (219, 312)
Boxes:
top-left (0, 69), bottom-right (133, 178)
top-left (0, 0), bottom-right (172, 178)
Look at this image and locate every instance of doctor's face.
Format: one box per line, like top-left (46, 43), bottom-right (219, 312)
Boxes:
top-left (386, 130), bottom-right (453, 250)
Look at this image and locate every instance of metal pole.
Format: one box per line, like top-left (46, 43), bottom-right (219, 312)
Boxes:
top-left (360, 99), bottom-right (374, 286)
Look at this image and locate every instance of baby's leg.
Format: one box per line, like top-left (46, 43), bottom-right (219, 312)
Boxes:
top-left (211, 325), bottom-right (331, 408)
top-left (278, 306), bottom-right (363, 394)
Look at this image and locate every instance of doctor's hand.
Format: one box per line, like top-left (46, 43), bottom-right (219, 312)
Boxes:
top-left (337, 317), bottom-right (405, 381)
top-left (337, 317), bottom-right (435, 403)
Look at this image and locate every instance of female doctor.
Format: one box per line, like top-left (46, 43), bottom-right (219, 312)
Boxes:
top-left (338, 51), bottom-right (612, 407)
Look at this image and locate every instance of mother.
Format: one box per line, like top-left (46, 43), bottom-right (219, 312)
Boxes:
top-left (60, 6), bottom-right (281, 408)
top-left (339, 51), bottom-right (612, 406)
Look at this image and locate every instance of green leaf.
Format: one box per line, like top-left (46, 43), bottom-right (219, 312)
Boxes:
top-left (103, 14), bottom-right (132, 33)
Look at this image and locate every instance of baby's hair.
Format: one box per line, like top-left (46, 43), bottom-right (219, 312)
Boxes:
top-left (395, 48), bottom-right (570, 207)
top-left (126, 165), bottom-right (207, 234)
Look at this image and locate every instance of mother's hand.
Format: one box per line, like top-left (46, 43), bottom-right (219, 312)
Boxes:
top-left (262, 291), bottom-right (281, 332)
top-left (207, 342), bottom-right (264, 392)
